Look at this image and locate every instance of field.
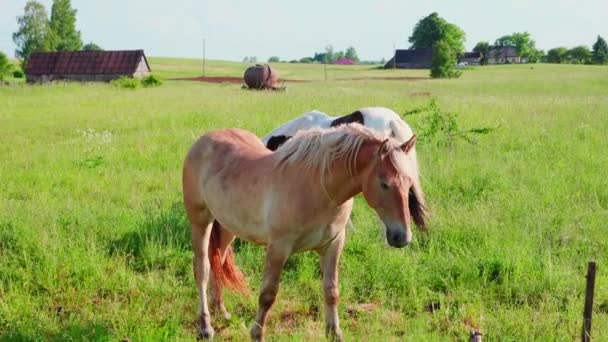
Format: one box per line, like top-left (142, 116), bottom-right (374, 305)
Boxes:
top-left (1, 59), bottom-right (608, 341)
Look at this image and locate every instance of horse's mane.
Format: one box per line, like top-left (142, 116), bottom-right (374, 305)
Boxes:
top-left (274, 124), bottom-right (381, 177)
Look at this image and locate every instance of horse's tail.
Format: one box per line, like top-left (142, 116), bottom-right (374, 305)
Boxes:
top-left (209, 221), bottom-right (248, 293)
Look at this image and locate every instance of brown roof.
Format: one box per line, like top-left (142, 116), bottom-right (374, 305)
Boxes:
top-left (394, 48), bottom-right (434, 63)
top-left (25, 50), bottom-right (150, 75)
top-left (489, 47), bottom-right (519, 58)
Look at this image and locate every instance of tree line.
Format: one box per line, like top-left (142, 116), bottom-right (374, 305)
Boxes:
top-left (261, 45), bottom-right (362, 64)
top-left (472, 34), bottom-right (608, 65)
top-left (543, 37), bottom-right (608, 64)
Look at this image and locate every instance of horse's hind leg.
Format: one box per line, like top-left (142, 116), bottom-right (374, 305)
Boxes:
top-left (188, 209), bottom-right (215, 339)
top-left (318, 230), bottom-right (345, 342)
top-left (209, 221), bottom-right (236, 320)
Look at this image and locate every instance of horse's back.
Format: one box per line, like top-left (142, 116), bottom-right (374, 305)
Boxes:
top-left (184, 128), bottom-right (270, 198)
top-left (358, 107), bottom-right (413, 143)
top-left (262, 111), bottom-right (333, 144)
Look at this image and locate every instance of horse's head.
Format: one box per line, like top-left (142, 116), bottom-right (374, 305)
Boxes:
top-left (360, 135), bottom-right (426, 248)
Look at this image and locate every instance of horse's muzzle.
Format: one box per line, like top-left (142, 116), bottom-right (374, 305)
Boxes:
top-left (385, 223), bottom-right (412, 248)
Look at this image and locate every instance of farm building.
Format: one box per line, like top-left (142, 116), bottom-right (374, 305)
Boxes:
top-left (334, 57), bottom-right (356, 65)
top-left (487, 47), bottom-right (521, 64)
top-left (384, 48), bottom-right (433, 69)
top-left (25, 50), bottom-right (150, 83)
top-left (458, 51), bottom-right (482, 65)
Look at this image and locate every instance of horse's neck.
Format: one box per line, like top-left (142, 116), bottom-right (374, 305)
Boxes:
top-left (324, 141), bottom-right (376, 205)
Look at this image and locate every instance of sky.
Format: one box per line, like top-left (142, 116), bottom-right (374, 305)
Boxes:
top-left (1, 0), bottom-right (607, 61)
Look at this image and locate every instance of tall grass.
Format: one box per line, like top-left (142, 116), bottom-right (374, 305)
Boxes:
top-left (1, 61), bottom-right (607, 340)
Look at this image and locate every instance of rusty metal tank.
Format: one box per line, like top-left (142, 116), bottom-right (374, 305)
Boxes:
top-left (243, 64), bottom-right (279, 89)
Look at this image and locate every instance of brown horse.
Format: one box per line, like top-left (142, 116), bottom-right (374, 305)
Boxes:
top-left (182, 124), bottom-right (426, 341)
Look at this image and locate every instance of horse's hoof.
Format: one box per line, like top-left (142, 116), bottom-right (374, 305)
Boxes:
top-left (222, 311), bottom-right (232, 321)
top-left (326, 325), bottom-right (343, 342)
top-left (197, 327), bottom-right (215, 340)
top-left (250, 322), bottom-right (264, 342)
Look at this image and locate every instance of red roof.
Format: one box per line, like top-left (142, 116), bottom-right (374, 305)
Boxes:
top-left (25, 50), bottom-right (150, 75)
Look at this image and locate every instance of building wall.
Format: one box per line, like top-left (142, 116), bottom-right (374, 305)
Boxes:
top-left (487, 56), bottom-right (522, 64)
top-left (26, 73), bottom-right (136, 83)
top-left (394, 62), bottom-right (432, 69)
top-left (133, 57), bottom-right (150, 78)
top-left (460, 58), bottom-right (481, 66)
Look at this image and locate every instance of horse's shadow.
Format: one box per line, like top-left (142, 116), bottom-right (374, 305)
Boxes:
top-left (108, 200), bottom-right (193, 277)
top-left (108, 200), bottom-right (256, 279)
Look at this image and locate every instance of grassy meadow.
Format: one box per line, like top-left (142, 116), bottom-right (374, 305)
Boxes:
top-left (1, 59), bottom-right (608, 341)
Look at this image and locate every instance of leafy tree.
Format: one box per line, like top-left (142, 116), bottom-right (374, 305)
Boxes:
top-left (568, 46), bottom-right (591, 64)
top-left (324, 45), bottom-right (336, 63)
top-left (299, 57), bottom-right (313, 63)
top-left (546, 47), bottom-right (568, 63)
top-left (267, 56), bottom-right (280, 63)
top-left (430, 39), bottom-right (461, 79)
top-left (345, 46), bottom-right (359, 62)
top-left (473, 41), bottom-right (490, 65)
top-left (592, 35), bottom-right (608, 65)
top-left (312, 52), bottom-right (326, 63)
top-left (0, 52), bottom-right (13, 81)
top-left (527, 49), bottom-right (544, 63)
top-left (82, 42), bottom-right (102, 51)
top-left (409, 12), bottom-right (465, 55)
top-left (12, 1), bottom-right (52, 64)
top-left (49, 0), bottom-right (82, 51)
top-left (334, 51), bottom-right (345, 61)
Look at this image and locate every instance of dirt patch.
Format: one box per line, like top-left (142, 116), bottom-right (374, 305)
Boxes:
top-left (170, 76), bottom-right (243, 83)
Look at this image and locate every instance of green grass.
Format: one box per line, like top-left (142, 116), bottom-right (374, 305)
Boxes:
top-left (1, 60), bottom-right (608, 341)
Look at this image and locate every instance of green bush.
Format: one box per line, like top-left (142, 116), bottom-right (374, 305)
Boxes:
top-left (141, 74), bottom-right (162, 87)
top-left (430, 39), bottom-right (461, 79)
top-left (0, 52), bottom-right (12, 81)
top-left (13, 69), bottom-right (24, 78)
top-left (111, 76), bottom-right (139, 89)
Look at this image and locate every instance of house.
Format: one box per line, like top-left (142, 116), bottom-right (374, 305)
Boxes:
top-left (458, 51), bottom-right (482, 66)
top-left (384, 48), bottom-right (433, 69)
top-left (25, 50), bottom-right (150, 83)
top-left (334, 57), bottom-right (356, 65)
top-left (487, 47), bottom-right (521, 64)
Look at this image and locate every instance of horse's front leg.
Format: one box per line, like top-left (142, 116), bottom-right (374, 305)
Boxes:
top-left (319, 230), bottom-right (345, 342)
top-left (250, 244), bottom-right (291, 342)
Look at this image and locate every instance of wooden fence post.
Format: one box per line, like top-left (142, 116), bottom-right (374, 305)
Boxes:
top-left (581, 261), bottom-right (597, 342)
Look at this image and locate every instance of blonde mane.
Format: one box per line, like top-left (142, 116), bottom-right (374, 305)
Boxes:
top-left (275, 124), bottom-right (382, 177)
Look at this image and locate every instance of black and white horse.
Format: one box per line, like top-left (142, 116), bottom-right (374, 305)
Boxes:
top-left (262, 107), bottom-right (415, 151)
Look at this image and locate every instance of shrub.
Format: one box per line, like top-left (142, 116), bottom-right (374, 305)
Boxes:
top-left (430, 39), bottom-right (461, 79)
top-left (403, 98), bottom-right (498, 147)
top-left (0, 52), bottom-right (12, 81)
top-left (13, 69), bottom-right (24, 78)
top-left (111, 76), bottom-right (139, 89)
top-left (141, 74), bottom-right (162, 87)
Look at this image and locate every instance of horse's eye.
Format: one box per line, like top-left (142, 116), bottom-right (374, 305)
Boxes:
top-left (380, 181), bottom-right (389, 190)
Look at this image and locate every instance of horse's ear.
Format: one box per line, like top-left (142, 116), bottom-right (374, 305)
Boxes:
top-left (400, 135), bottom-right (416, 153)
top-left (377, 139), bottom-right (391, 159)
